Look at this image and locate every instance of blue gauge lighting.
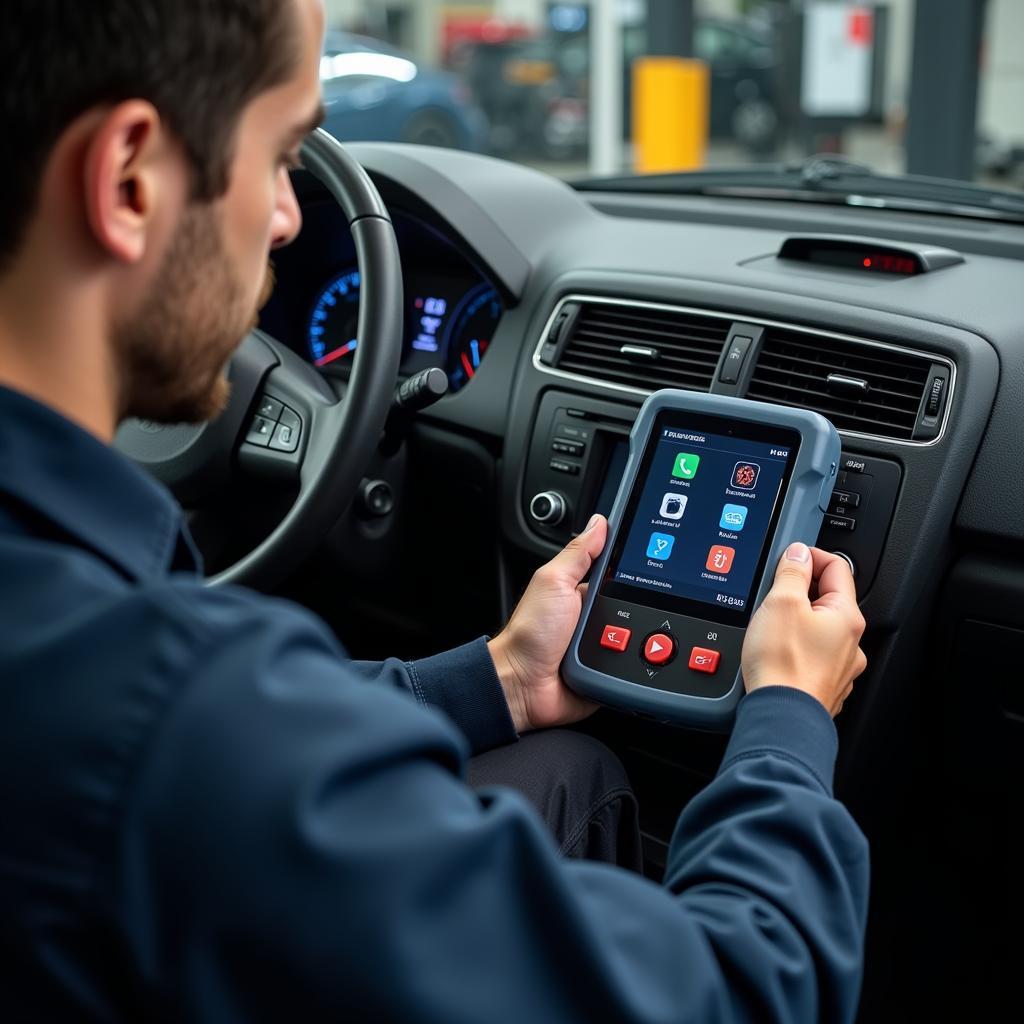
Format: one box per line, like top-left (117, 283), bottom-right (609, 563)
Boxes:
top-left (308, 268), bottom-right (361, 367)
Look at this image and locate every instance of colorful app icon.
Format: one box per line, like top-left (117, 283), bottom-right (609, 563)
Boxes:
top-left (719, 503), bottom-right (748, 531)
top-left (706, 545), bottom-right (735, 574)
top-left (659, 492), bottom-right (688, 520)
top-left (647, 533), bottom-right (675, 560)
top-left (672, 452), bottom-right (701, 480)
top-left (731, 461), bottom-right (760, 489)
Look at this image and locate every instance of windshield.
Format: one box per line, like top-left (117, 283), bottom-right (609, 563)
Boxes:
top-left (320, 0), bottom-right (1022, 213)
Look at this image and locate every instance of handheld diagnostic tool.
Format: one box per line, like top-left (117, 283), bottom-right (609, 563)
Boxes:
top-left (563, 390), bottom-right (840, 729)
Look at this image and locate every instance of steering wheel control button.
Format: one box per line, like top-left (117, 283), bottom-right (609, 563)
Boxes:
top-left (257, 396), bottom-right (283, 422)
top-left (530, 491), bottom-right (566, 526)
top-left (687, 647), bottom-right (721, 674)
top-left (279, 407), bottom-right (302, 433)
top-left (269, 422), bottom-right (299, 453)
top-left (600, 625), bottom-right (632, 652)
top-left (246, 415), bottom-right (275, 448)
top-left (642, 632), bottom-right (676, 666)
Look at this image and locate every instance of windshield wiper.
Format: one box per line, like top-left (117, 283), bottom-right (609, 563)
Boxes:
top-left (574, 155), bottom-right (1024, 224)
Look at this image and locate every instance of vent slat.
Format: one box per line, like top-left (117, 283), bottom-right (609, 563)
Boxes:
top-left (753, 363), bottom-right (923, 406)
top-left (574, 327), bottom-right (723, 353)
top-left (568, 340), bottom-right (720, 372)
top-left (749, 328), bottom-right (931, 440)
top-left (746, 383), bottom-right (917, 426)
top-left (763, 335), bottom-right (929, 380)
top-left (579, 317), bottom-right (727, 344)
top-left (759, 352), bottom-right (927, 391)
top-left (559, 360), bottom-right (710, 391)
top-left (554, 301), bottom-right (728, 392)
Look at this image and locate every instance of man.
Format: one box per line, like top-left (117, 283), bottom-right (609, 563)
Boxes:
top-left (0, 1), bottom-right (869, 1021)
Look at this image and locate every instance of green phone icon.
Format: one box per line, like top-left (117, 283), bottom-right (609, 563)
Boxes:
top-left (672, 452), bottom-right (701, 480)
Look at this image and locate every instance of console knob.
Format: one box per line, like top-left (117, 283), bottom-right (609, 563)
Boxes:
top-left (530, 491), bottom-right (566, 526)
top-left (358, 478), bottom-right (395, 518)
top-left (832, 550), bottom-right (856, 577)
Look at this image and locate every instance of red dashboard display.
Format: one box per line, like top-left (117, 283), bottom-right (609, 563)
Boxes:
top-left (779, 237), bottom-right (924, 276)
top-left (861, 253), bottom-right (919, 275)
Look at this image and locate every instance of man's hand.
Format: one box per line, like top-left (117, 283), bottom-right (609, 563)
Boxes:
top-left (488, 515), bottom-right (608, 733)
top-left (742, 543), bottom-right (867, 717)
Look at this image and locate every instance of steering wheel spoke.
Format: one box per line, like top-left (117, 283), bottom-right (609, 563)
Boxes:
top-left (236, 331), bottom-right (336, 483)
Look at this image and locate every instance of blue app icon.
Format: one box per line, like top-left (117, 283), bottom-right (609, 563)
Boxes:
top-left (720, 504), bottom-right (748, 531)
top-left (646, 532), bottom-right (675, 560)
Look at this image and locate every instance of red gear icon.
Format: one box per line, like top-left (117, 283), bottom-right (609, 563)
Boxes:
top-left (732, 463), bottom-right (759, 488)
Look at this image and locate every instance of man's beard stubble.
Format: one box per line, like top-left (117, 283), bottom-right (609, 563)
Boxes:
top-left (114, 206), bottom-right (275, 425)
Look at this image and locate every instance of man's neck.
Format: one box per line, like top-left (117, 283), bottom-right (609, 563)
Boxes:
top-left (0, 265), bottom-right (118, 443)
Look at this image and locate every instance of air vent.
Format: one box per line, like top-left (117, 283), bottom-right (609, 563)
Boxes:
top-left (748, 327), bottom-right (931, 439)
top-left (551, 301), bottom-right (729, 393)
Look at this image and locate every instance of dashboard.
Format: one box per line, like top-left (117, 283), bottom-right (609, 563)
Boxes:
top-left (259, 203), bottom-right (503, 391)
top-left (268, 142), bottom-right (1024, 1019)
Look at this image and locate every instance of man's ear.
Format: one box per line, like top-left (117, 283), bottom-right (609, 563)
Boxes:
top-left (82, 100), bottom-right (179, 264)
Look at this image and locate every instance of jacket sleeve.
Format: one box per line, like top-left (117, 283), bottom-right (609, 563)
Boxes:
top-left (117, 593), bottom-right (869, 1024)
top-left (347, 638), bottom-right (518, 755)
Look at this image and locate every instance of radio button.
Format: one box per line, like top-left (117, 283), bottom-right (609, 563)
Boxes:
top-left (551, 440), bottom-right (585, 457)
top-left (556, 423), bottom-right (592, 444)
top-left (824, 514), bottom-right (857, 532)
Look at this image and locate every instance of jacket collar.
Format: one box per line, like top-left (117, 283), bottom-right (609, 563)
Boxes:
top-left (0, 386), bottom-right (201, 581)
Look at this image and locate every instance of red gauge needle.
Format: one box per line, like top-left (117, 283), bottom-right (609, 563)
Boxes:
top-left (461, 352), bottom-right (474, 378)
top-left (315, 340), bottom-right (356, 367)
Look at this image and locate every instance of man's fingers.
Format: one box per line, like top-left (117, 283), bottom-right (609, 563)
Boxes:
top-left (809, 547), bottom-right (858, 606)
top-left (769, 542), bottom-right (814, 601)
top-left (540, 515), bottom-right (607, 588)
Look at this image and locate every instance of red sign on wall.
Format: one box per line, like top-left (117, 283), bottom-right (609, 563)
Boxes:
top-left (848, 8), bottom-right (874, 46)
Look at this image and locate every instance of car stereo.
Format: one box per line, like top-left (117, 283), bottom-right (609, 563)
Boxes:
top-left (561, 390), bottom-right (840, 729)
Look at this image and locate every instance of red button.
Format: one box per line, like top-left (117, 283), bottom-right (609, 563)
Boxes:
top-left (688, 647), bottom-right (721, 674)
top-left (643, 633), bottom-right (675, 665)
top-left (600, 625), bottom-right (631, 652)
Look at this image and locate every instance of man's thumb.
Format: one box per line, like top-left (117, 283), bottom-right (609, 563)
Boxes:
top-left (549, 514), bottom-right (607, 586)
top-left (771, 542), bottom-right (813, 597)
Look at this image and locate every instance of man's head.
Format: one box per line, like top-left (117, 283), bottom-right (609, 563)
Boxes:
top-left (0, 0), bottom-right (325, 430)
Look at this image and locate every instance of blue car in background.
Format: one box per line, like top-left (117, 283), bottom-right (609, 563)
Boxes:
top-left (320, 32), bottom-right (487, 151)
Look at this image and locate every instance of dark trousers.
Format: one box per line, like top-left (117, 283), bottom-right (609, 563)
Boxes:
top-left (467, 729), bottom-right (643, 871)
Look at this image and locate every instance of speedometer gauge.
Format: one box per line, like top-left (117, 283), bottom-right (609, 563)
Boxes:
top-left (308, 268), bottom-right (361, 368)
top-left (447, 284), bottom-right (502, 391)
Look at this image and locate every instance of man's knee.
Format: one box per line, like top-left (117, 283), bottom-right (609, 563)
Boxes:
top-left (467, 729), bottom-right (641, 869)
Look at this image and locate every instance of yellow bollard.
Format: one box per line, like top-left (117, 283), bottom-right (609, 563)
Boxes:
top-left (632, 57), bottom-right (710, 174)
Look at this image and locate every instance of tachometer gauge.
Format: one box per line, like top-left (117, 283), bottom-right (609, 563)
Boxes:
top-left (447, 284), bottom-right (502, 391)
top-left (308, 268), bottom-right (361, 368)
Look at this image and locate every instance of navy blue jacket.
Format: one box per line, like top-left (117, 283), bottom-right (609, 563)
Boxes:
top-left (0, 385), bottom-right (869, 1022)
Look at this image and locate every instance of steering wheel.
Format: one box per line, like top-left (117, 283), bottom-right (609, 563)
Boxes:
top-left (115, 129), bottom-right (404, 590)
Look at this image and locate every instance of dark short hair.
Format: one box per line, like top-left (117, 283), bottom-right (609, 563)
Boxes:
top-left (0, 0), bottom-right (298, 269)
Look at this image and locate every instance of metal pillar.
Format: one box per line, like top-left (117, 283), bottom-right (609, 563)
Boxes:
top-left (646, 0), bottom-right (694, 58)
top-left (905, 0), bottom-right (986, 179)
top-left (589, 0), bottom-right (623, 176)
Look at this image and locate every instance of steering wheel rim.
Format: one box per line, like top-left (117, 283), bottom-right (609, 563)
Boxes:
top-left (211, 130), bottom-right (403, 588)
top-left (115, 129), bottom-right (404, 591)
